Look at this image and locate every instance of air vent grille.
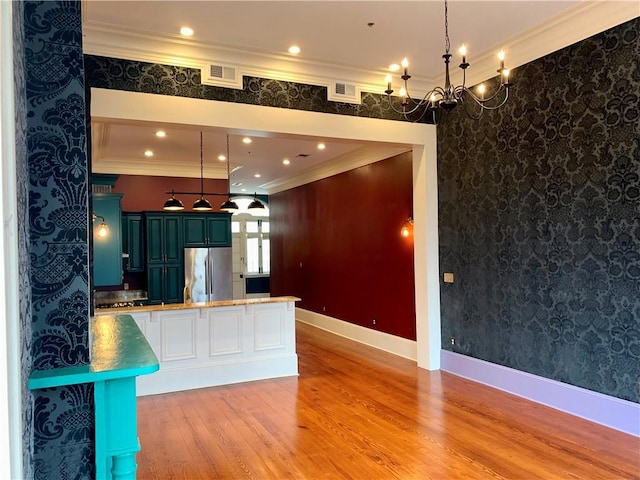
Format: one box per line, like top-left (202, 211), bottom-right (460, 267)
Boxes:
top-left (201, 62), bottom-right (243, 89)
top-left (328, 81), bottom-right (360, 104)
top-left (92, 185), bottom-right (112, 193)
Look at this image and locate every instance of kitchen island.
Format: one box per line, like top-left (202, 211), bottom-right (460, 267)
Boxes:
top-left (95, 296), bottom-right (300, 396)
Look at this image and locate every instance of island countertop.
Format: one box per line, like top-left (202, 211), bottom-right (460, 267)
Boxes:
top-left (94, 295), bottom-right (301, 315)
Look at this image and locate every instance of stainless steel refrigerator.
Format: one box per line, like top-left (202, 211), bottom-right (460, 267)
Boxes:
top-left (183, 247), bottom-right (233, 303)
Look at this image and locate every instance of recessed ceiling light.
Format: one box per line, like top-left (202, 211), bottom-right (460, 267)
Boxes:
top-left (317, 143), bottom-right (326, 150)
top-left (218, 155), bottom-right (226, 161)
top-left (389, 63), bottom-right (400, 72)
top-left (155, 130), bottom-right (166, 138)
top-left (180, 27), bottom-right (194, 36)
top-left (242, 137), bottom-right (252, 144)
top-left (144, 150), bottom-right (154, 157)
top-left (288, 45), bottom-right (301, 55)
top-left (282, 159), bottom-right (290, 165)
top-left (241, 188), bottom-right (247, 192)
top-left (254, 174), bottom-right (261, 178)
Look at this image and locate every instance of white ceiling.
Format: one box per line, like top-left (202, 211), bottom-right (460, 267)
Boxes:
top-left (83, 1), bottom-right (639, 194)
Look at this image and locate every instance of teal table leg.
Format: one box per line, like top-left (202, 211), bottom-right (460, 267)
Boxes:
top-left (95, 377), bottom-right (141, 479)
top-left (111, 452), bottom-right (138, 479)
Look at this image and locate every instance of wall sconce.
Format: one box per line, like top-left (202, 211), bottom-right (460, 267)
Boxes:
top-left (93, 212), bottom-right (109, 238)
top-left (401, 217), bottom-right (414, 237)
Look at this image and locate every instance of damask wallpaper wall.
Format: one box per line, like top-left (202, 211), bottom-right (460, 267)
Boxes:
top-left (438, 18), bottom-right (639, 402)
top-left (84, 56), bottom-right (412, 122)
top-left (22, 1), bottom-right (93, 479)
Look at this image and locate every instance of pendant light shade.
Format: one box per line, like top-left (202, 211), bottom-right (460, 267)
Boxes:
top-left (248, 193), bottom-right (266, 211)
top-left (163, 190), bottom-right (185, 211)
top-left (220, 198), bottom-right (239, 212)
top-left (193, 196), bottom-right (213, 211)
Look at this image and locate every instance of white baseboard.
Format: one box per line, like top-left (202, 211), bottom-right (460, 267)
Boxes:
top-left (295, 308), bottom-right (417, 361)
top-left (441, 350), bottom-right (640, 437)
top-left (137, 353), bottom-right (299, 396)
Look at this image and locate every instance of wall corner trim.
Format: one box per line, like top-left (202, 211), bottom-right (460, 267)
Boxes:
top-left (441, 350), bottom-right (640, 437)
top-left (296, 308), bottom-right (417, 362)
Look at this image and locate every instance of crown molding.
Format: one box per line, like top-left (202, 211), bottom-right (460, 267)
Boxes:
top-left (92, 156), bottom-right (229, 179)
top-left (82, 22), bottom-right (436, 97)
top-left (262, 144), bottom-right (410, 195)
top-left (439, 0), bottom-right (640, 88)
top-left (83, 2), bottom-right (638, 102)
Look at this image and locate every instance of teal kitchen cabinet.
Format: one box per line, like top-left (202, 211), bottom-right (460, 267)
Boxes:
top-left (146, 214), bottom-right (182, 263)
top-left (93, 193), bottom-right (123, 287)
top-left (145, 214), bottom-right (183, 304)
top-left (122, 213), bottom-right (144, 272)
top-left (146, 263), bottom-right (182, 304)
top-left (182, 213), bottom-right (232, 247)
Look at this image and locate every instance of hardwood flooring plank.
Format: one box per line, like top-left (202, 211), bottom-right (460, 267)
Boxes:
top-left (135, 321), bottom-right (640, 480)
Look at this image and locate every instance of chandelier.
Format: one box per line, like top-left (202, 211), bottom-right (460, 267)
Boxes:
top-left (384, 0), bottom-right (511, 123)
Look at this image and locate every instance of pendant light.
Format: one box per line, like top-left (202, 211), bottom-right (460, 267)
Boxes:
top-left (192, 131), bottom-right (213, 211)
top-left (248, 192), bottom-right (266, 211)
top-left (220, 134), bottom-right (239, 213)
top-left (163, 190), bottom-right (185, 211)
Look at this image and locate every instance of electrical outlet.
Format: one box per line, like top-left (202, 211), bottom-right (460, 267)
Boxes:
top-left (450, 337), bottom-right (456, 345)
top-left (444, 272), bottom-right (454, 283)
top-left (322, 306), bottom-right (326, 312)
top-left (372, 319), bottom-right (376, 325)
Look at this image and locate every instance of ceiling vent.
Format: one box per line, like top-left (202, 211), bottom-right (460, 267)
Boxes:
top-left (328, 81), bottom-right (361, 104)
top-left (201, 63), bottom-right (243, 89)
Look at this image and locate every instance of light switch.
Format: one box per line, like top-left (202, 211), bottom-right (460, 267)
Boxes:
top-left (443, 272), bottom-right (454, 283)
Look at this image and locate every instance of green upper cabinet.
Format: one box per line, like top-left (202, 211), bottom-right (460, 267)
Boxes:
top-left (146, 214), bottom-right (182, 263)
top-left (145, 213), bottom-right (184, 305)
top-left (183, 213), bottom-right (232, 247)
top-left (122, 213), bottom-right (144, 272)
top-left (93, 193), bottom-right (123, 287)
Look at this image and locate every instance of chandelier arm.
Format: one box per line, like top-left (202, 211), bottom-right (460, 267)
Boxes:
top-left (462, 86), bottom-right (510, 110)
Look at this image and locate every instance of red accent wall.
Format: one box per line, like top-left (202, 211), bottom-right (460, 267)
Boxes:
top-left (112, 174), bottom-right (230, 212)
top-left (270, 152), bottom-right (416, 340)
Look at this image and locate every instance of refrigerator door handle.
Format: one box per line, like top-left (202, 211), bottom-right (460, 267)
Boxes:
top-left (205, 255), bottom-right (210, 301)
top-left (207, 255), bottom-right (212, 300)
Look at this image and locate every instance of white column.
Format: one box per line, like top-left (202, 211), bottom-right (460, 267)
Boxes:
top-left (413, 131), bottom-right (441, 370)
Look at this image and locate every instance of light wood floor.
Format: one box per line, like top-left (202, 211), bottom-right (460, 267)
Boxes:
top-left (136, 321), bottom-right (640, 479)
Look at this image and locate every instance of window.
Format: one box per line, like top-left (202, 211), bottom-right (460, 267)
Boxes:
top-left (242, 220), bottom-right (269, 274)
top-left (247, 220), bottom-right (269, 274)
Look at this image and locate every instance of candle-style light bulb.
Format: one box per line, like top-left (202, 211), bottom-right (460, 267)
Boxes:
top-left (385, 73), bottom-right (392, 91)
top-left (502, 69), bottom-right (510, 85)
top-left (498, 49), bottom-right (505, 70)
top-left (430, 93), bottom-right (437, 108)
top-left (477, 83), bottom-right (486, 99)
top-left (401, 57), bottom-right (409, 76)
top-left (459, 44), bottom-right (467, 63)
top-left (399, 87), bottom-right (407, 98)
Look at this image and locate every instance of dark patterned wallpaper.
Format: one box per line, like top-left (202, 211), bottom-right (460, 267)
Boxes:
top-left (84, 55), bottom-right (420, 122)
top-left (23, 1), bottom-right (94, 478)
top-left (438, 18), bottom-right (640, 402)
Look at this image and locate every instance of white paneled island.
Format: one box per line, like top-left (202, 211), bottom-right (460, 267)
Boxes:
top-left (95, 296), bottom-right (300, 396)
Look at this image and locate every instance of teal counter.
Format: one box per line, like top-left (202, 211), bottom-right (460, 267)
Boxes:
top-left (29, 314), bottom-right (159, 480)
